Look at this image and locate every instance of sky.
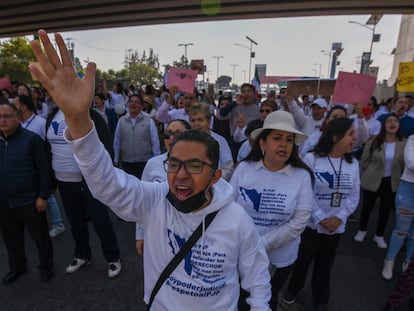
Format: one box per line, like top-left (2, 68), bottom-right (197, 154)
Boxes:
top-left (57, 14), bottom-right (402, 85)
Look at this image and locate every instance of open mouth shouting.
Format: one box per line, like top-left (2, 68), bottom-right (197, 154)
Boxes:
top-left (175, 185), bottom-right (193, 200)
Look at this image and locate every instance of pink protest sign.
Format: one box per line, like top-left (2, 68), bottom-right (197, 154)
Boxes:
top-left (0, 77), bottom-right (13, 91)
top-left (332, 71), bottom-right (376, 105)
top-left (166, 67), bottom-right (198, 93)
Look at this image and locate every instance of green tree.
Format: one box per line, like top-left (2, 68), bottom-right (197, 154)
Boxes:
top-left (121, 48), bottom-right (162, 85)
top-left (172, 55), bottom-right (189, 68)
top-left (147, 48), bottom-right (160, 69)
top-left (0, 37), bottom-right (36, 84)
top-left (129, 63), bottom-right (161, 85)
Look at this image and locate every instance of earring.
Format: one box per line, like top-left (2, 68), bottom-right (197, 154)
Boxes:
top-left (261, 149), bottom-right (265, 157)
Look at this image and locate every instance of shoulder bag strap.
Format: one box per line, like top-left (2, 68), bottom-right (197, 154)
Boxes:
top-left (146, 210), bottom-right (219, 310)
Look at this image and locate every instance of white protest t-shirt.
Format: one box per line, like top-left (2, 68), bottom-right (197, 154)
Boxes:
top-left (230, 160), bottom-right (313, 267)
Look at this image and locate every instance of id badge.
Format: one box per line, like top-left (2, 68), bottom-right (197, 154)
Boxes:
top-left (331, 193), bottom-right (342, 207)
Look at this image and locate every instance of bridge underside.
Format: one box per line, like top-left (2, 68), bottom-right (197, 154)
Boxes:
top-left (1, 0), bottom-right (414, 38)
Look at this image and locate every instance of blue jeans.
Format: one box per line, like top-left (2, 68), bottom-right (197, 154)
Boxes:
top-left (47, 193), bottom-right (64, 227)
top-left (386, 180), bottom-right (414, 262)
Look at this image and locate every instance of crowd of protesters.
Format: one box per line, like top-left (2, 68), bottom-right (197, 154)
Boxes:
top-left (1, 38), bottom-right (414, 310)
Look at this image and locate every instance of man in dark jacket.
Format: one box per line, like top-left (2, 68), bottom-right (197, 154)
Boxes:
top-left (0, 101), bottom-right (53, 285)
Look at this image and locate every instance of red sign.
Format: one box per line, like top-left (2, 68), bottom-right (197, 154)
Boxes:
top-left (332, 71), bottom-right (376, 105)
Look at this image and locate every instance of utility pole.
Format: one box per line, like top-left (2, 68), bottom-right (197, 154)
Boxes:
top-left (245, 36), bottom-right (258, 82)
top-left (213, 56), bottom-right (223, 82)
top-left (65, 37), bottom-right (75, 66)
top-left (230, 64), bottom-right (239, 85)
top-left (178, 43), bottom-right (194, 67)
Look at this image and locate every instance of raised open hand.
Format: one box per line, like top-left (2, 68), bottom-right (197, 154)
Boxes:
top-left (29, 29), bottom-right (96, 138)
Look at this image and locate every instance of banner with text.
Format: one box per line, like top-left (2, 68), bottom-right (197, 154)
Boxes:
top-left (166, 67), bottom-right (198, 93)
top-left (332, 71), bottom-right (376, 105)
top-left (396, 62), bottom-right (414, 92)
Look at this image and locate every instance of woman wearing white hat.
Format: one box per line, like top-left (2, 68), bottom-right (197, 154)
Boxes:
top-left (230, 111), bottom-right (314, 310)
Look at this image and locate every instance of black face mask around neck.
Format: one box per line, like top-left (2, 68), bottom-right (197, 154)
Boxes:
top-left (166, 190), bottom-right (208, 213)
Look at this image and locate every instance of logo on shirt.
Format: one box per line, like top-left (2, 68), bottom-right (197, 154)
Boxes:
top-left (168, 229), bottom-right (193, 276)
top-left (51, 120), bottom-right (67, 136)
top-left (239, 187), bottom-right (261, 211)
top-left (315, 172), bottom-right (335, 189)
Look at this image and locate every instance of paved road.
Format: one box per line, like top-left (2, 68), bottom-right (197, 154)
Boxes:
top-left (0, 204), bottom-right (410, 311)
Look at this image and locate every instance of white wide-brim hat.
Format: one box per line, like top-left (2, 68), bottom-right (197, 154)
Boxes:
top-left (251, 111), bottom-right (307, 143)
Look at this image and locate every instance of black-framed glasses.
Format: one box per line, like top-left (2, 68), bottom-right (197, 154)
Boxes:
top-left (260, 109), bottom-right (272, 113)
top-left (164, 158), bottom-right (214, 174)
top-left (163, 130), bottom-right (182, 139)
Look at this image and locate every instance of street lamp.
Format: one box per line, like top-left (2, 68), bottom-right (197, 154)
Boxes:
top-left (314, 63), bottom-right (322, 95)
top-left (235, 35), bottom-right (258, 82)
top-left (313, 63), bottom-right (322, 78)
top-left (348, 14), bottom-right (383, 74)
top-left (178, 43), bottom-right (193, 63)
top-left (321, 50), bottom-right (333, 78)
top-left (212, 56), bottom-right (223, 81)
top-left (230, 64), bottom-right (239, 85)
top-left (246, 36), bottom-right (258, 82)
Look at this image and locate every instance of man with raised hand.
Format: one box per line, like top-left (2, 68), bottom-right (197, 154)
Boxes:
top-left (30, 29), bottom-right (271, 311)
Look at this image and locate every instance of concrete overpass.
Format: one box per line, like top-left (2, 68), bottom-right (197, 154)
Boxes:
top-left (1, 0), bottom-right (414, 38)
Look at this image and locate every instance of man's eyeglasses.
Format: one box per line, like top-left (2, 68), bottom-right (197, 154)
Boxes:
top-left (260, 109), bottom-right (272, 113)
top-left (164, 158), bottom-right (214, 174)
top-left (163, 130), bottom-right (182, 139)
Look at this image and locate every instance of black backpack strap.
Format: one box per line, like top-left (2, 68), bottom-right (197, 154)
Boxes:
top-left (146, 210), bottom-right (219, 310)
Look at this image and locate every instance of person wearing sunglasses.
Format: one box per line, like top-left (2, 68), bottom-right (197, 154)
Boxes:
top-left (29, 30), bottom-right (272, 311)
top-left (135, 119), bottom-right (191, 256)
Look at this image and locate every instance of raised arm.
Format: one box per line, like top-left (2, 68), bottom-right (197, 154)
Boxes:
top-left (29, 29), bottom-right (95, 139)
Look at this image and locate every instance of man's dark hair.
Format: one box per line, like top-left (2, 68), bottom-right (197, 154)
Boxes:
top-left (0, 101), bottom-right (19, 113)
top-left (18, 95), bottom-right (36, 112)
top-left (313, 118), bottom-right (354, 163)
top-left (128, 94), bottom-right (143, 104)
top-left (170, 129), bottom-right (219, 169)
top-left (240, 83), bottom-right (255, 93)
top-left (94, 93), bottom-right (106, 101)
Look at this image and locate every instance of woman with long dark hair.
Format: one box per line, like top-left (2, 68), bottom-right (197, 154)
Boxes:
top-left (354, 113), bottom-right (406, 248)
top-left (230, 111), bottom-right (314, 310)
top-left (284, 118), bottom-right (360, 311)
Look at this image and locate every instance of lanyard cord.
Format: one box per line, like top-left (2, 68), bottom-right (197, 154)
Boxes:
top-left (327, 156), bottom-right (343, 192)
top-left (23, 114), bottom-right (36, 129)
